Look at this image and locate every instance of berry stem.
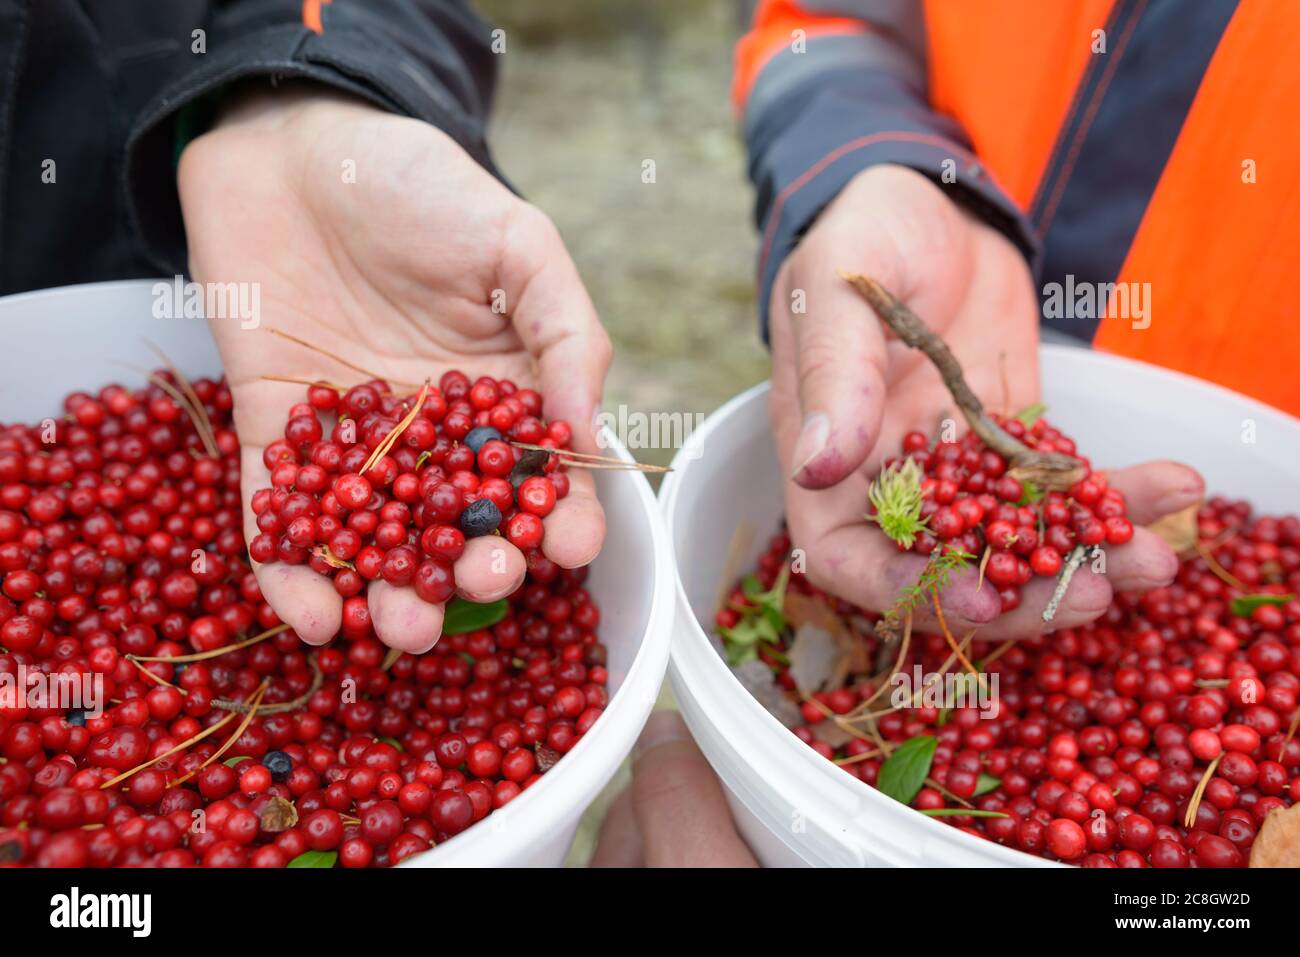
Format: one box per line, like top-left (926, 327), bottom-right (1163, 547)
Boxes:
top-left (839, 271), bottom-right (1085, 490)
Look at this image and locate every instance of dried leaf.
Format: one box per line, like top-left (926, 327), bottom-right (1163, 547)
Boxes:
top-left (731, 660), bottom-right (801, 728)
top-left (258, 796), bottom-right (299, 833)
top-left (1250, 802), bottom-right (1300, 867)
top-left (509, 448), bottom-right (551, 487)
top-left (788, 624), bottom-right (840, 696)
top-left (785, 592), bottom-right (870, 688)
top-left (534, 744), bottom-right (561, 773)
top-left (1148, 503), bottom-right (1200, 553)
top-left (809, 719), bottom-right (859, 748)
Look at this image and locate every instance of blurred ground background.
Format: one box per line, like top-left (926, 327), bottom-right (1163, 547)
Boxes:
top-left (479, 0), bottom-right (769, 471)
top-left (475, 0), bottom-right (767, 863)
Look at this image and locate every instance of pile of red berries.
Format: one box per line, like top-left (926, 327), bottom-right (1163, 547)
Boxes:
top-left (248, 370), bottom-right (574, 606)
top-left (0, 372), bottom-right (607, 868)
top-left (880, 414), bottom-right (1133, 613)
top-left (725, 497), bottom-right (1300, 866)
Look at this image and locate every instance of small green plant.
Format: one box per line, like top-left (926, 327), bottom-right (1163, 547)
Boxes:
top-left (878, 546), bottom-right (975, 638)
top-left (866, 458), bottom-right (928, 550)
top-left (719, 564), bottom-right (791, 666)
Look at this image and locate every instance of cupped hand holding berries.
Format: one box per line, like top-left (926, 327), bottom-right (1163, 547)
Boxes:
top-left (177, 87), bottom-right (610, 653)
top-left (769, 164), bottom-right (1204, 639)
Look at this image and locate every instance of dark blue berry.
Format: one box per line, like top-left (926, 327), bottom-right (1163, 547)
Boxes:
top-left (66, 710), bottom-right (87, 727)
top-left (262, 750), bottom-right (293, 783)
top-left (463, 426), bottom-right (502, 454)
top-left (459, 498), bottom-right (501, 538)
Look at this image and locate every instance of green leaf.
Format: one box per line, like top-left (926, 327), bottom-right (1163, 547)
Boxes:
top-left (1016, 480), bottom-right (1044, 507)
top-left (720, 565), bottom-right (791, 665)
top-left (1014, 402), bottom-right (1047, 427)
top-left (223, 757), bottom-right (252, 768)
top-left (287, 850), bottom-right (337, 868)
top-left (442, 598), bottom-right (508, 635)
top-left (1230, 594), bottom-right (1295, 617)
top-left (919, 808), bottom-right (1009, 819)
top-left (973, 773), bottom-right (1001, 797)
top-left (378, 737), bottom-right (404, 752)
top-left (876, 735), bottom-right (938, 806)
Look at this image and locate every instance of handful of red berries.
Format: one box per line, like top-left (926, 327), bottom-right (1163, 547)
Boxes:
top-left (874, 412), bottom-right (1133, 616)
top-left (248, 370), bottom-right (574, 611)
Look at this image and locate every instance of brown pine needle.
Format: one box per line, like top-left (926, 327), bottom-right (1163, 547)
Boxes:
top-left (931, 590), bottom-right (981, 680)
top-left (833, 748), bottom-right (883, 766)
top-left (1283, 706), bottom-right (1300, 751)
top-left (1195, 540), bottom-right (1249, 591)
top-left (927, 776), bottom-right (974, 809)
top-left (100, 710), bottom-right (240, 789)
top-left (976, 545), bottom-right (992, 593)
top-left (127, 623), bottom-right (290, 664)
top-left (509, 441), bottom-right (672, 474)
top-left (145, 342), bottom-right (219, 456)
top-left (978, 639), bottom-right (1016, 671)
top-left (265, 327), bottom-right (419, 390)
top-left (170, 681), bottom-right (269, 788)
top-left (1184, 754), bottom-right (1223, 828)
top-left (115, 362), bottom-right (220, 459)
top-left (360, 381), bottom-right (429, 475)
top-left (381, 647), bottom-right (404, 671)
top-left (260, 374), bottom-right (347, 393)
top-left (853, 610), bottom-right (914, 713)
top-left (213, 657), bottom-right (322, 715)
top-left (125, 655), bottom-right (186, 693)
top-left (313, 545), bottom-right (355, 570)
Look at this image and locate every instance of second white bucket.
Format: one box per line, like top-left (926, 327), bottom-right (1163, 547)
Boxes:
top-left (659, 345), bottom-right (1300, 867)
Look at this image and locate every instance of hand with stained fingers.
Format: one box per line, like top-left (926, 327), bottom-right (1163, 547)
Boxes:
top-left (178, 87), bottom-right (610, 652)
top-left (591, 711), bottom-right (757, 868)
top-left (769, 164), bottom-right (1204, 638)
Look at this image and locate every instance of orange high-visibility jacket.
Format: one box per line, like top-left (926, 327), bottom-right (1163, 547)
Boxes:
top-left (736, 0), bottom-right (1300, 417)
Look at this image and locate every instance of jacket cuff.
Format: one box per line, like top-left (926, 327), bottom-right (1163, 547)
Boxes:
top-left (126, 23), bottom-right (501, 275)
top-left (750, 85), bottom-right (1038, 340)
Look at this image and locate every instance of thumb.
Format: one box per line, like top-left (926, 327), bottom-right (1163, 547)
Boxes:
top-left (502, 204), bottom-right (611, 455)
top-left (777, 257), bottom-right (889, 490)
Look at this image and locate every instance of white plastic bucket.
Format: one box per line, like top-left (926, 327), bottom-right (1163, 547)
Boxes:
top-left (659, 344), bottom-right (1300, 867)
top-left (0, 279), bottom-right (676, 868)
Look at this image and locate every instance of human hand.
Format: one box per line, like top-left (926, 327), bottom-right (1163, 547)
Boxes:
top-left (178, 88), bottom-right (610, 652)
top-left (768, 165), bottom-right (1202, 638)
top-left (591, 711), bottom-right (756, 867)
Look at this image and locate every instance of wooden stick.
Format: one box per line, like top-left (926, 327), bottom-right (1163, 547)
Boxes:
top-left (839, 271), bottom-right (1085, 490)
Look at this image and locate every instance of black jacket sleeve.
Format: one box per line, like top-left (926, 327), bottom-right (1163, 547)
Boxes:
top-left (126, 0), bottom-right (502, 274)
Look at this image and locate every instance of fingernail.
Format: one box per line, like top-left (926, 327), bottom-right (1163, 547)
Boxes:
top-left (1154, 485), bottom-right (1204, 515)
top-left (790, 413), bottom-right (830, 481)
top-left (635, 710), bottom-right (687, 758)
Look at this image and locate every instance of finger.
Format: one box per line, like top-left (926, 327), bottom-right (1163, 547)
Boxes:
top-left (253, 562), bottom-right (342, 646)
top-left (367, 580), bottom-right (445, 654)
top-left (973, 565), bottom-right (1113, 640)
top-left (630, 712), bottom-right (758, 868)
top-left (1103, 460), bottom-right (1205, 524)
top-left (502, 206), bottom-right (611, 455)
top-left (589, 787), bottom-right (645, 868)
top-left (1098, 526), bottom-right (1180, 592)
top-left (782, 474), bottom-right (1001, 629)
top-left (541, 469), bottom-right (605, 568)
top-left (454, 535), bottom-right (527, 601)
top-left (778, 259), bottom-right (889, 490)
